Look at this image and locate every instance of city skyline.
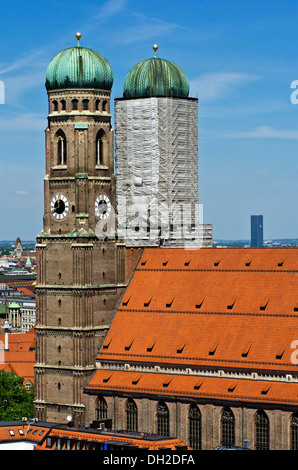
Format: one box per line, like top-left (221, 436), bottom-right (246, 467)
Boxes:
top-left (0, 0), bottom-right (297, 240)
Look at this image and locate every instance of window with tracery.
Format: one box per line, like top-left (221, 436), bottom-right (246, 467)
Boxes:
top-left (291, 414), bottom-right (298, 450)
top-left (188, 405), bottom-right (201, 450)
top-left (255, 410), bottom-right (269, 450)
top-left (96, 397), bottom-right (108, 420)
top-left (126, 399), bottom-right (138, 431)
top-left (221, 408), bottom-right (235, 448)
top-left (156, 402), bottom-right (169, 436)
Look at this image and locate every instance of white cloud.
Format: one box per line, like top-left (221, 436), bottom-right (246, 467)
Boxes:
top-left (15, 190), bottom-right (30, 196)
top-left (0, 113), bottom-right (46, 132)
top-left (190, 72), bottom-right (262, 100)
top-left (4, 71), bottom-right (45, 107)
top-left (225, 125), bottom-right (298, 139)
top-left (95, 0), bottom-right (128, 22)
top-left (110, 12), bottom-right (182, 45)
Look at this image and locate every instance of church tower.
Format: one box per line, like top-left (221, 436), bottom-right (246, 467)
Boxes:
top-left (115, 45), bottom-right (204, 247)
top-left (34, 34), bottom-right (126, 425)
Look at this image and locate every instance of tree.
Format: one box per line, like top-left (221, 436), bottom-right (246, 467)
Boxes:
top-left (0, 370), bottom-right (34, 421)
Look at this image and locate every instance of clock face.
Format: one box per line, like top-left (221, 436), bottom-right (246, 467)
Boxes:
top-left (51, 194), bottom-right (69, 220)
top-left (95, 194), bottom-right (111, 220)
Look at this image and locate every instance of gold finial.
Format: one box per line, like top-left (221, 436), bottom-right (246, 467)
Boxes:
top-left (76, 32), bottom-right (82, 40)
top-left (153, 44), bottom-right (158, 52)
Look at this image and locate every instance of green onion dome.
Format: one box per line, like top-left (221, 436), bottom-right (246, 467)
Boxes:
top-left (45, 33), bottom-right (113, 91)
top-left (123, 45), bottom-right (189, 98)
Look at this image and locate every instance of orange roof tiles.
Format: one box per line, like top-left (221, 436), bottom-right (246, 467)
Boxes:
top-left (95, 248), bottom-right (298, 372)
top-left (0, 327), bottom-right (35, 383)
top-left (35, 427), bottom-right (189, 450)
top-left (0, 421), bottom-right (189, 450)
top-left (0, 424), bottom-right (49, 446)
top-left (87, 247), bottom-right (298, 407)
top-left (97, 310), bottom-right (298, 371)
top-left (87, 369), bottom-right (298, 407)
top-left (17, 287), bottom-right (34, 296)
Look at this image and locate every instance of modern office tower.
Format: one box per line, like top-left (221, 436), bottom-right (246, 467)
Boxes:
top-left (115, 45), bottom-right (204, 247)
top-left (34, 34), bottom-right (127, 425)
top-left (251, 215), bottom-right (263, 247)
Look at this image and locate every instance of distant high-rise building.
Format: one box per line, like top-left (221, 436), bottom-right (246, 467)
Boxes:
top-left (251, 215), bottom-right (263, 247)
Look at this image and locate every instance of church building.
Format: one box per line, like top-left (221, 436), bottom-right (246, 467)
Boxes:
top-left (34, 34), bottom-right (298, 450)
top-left (85, 247), bottom-right (298, 450)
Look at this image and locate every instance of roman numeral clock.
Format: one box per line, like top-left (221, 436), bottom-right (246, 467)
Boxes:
top-left (34, 34), bottom-right (126, 426)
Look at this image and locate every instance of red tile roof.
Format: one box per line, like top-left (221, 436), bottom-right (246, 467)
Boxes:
top-left (87, 369), bottom-right (298, 407)
top-left (0, 420), bottom-right (189, 450)
top-left (94, 248), bottom-right (298, 372)
top-left (35, 427), bottom-right (189, 450)
top-left (17, 287), bottom-right (34, 296)
top-left (0, 327), bottom-right (35, 384)
top-left (86, 247), bottom-right (298, 406)
top-left (0, 423), bottom-right (48, 446)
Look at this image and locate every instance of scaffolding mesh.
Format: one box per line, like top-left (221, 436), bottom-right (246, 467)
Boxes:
top-left (115, 97), bottom-right (199, 246)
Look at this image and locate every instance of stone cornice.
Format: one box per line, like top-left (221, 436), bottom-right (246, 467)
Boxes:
top-left (95, 360), bottom-right (298, 385)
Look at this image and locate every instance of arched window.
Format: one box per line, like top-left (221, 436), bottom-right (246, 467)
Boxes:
top-left (126, 399), bottom-right (138, 431)
top-left (96, 397), bottom-right (108, 420)
top-left (221, 407), bottom-right (235, 448)
top-left (72, 99), bottom-right (78, 110)
top-left (255, 410), bottom-right (269, 450)
top-left (53, 100), bottom-right (58, 111)
top-left (102, 100), bottom-right (107, 112)
top-left (156, 402), bottom-right (169, 436)
top-left (83, 99), bottom-right (89, 110)
top-left (61, 99), bottom-right (66, 111)
top-left (188, 405), bottom-right (201, 450)
top-left (291, 413), bottom-right (298, 450)
top-left (56, 130), bottom-right (67, 165)
top-left (95, 99), bottom-right (100, 111)
top-left (96, 130), bottom-right (106, 165)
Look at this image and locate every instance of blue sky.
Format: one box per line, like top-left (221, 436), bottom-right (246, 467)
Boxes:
top-left (0, 0), bottom-right (297, 240)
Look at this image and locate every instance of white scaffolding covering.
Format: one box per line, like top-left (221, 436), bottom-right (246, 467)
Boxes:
top-left (115, 96), bottom-right (202, 247)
